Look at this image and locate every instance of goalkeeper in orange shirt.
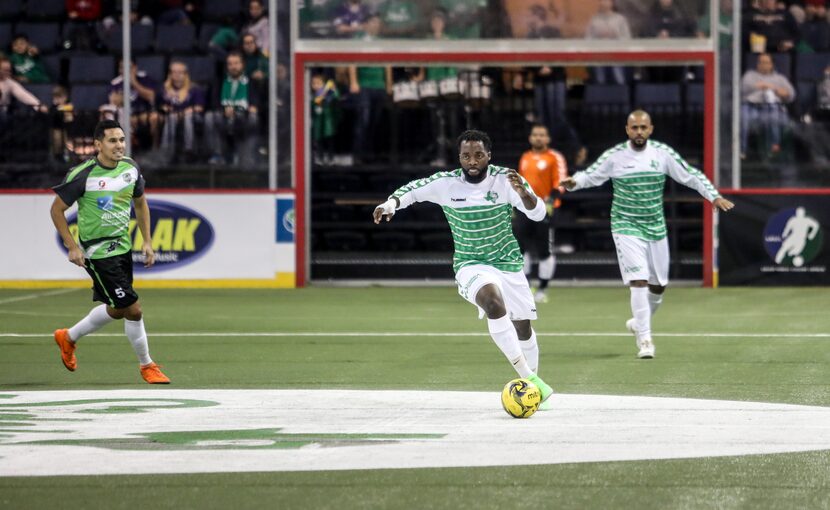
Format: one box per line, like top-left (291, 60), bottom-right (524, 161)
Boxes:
top-left (513, 123), bottom-right (568, 303)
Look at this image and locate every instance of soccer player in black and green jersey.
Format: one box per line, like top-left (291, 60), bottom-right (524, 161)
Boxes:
top-left (50, 120), bottom-right (170, 384)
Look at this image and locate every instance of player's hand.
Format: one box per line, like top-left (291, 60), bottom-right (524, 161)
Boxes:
top-left (67, 246), bottom-right (85, 267)
top-left (713, 197), bottom-right (734, 212)
top-left (373, 199), bottom-right (397, 224)
top-left (142, 241), bottom-right (155, 268)
top-left (561, 177), bottom-right (577, 190)
top-left (506, 170), bottom-right (530, 198)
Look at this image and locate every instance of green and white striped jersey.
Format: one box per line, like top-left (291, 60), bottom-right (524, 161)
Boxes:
top-left (389, 165), bottom-right (546, 273)
top-left (571, 140), bottom-right (720, 241)
top-left (52, 157), bottom-right (145, 259)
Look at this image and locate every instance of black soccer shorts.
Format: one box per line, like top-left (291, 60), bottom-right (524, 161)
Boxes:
top-left (84, 252), bottom-right (139, 309)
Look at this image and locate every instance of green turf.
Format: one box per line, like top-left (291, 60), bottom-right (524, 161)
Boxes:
top-left (1, 287), bottom-right (829, 509)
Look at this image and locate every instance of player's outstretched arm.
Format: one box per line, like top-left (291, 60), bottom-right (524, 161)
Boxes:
top-left (507, 169), bottom-right (538, 211)
top-left (712, 197), bottom-right (735, 212)
top-left (373, 197), bottom-right (399, 224)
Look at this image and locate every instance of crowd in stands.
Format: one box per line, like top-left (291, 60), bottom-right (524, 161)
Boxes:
top-left (0, 0), bottom-right (289, 168)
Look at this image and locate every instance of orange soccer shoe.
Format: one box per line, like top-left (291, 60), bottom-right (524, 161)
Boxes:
top-left (53, 329), bottom-right (76, 372)
top-left (140, 362), bottom-right (170, 384)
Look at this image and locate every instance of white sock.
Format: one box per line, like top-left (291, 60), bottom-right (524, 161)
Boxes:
top-left (124, 318), bottom-right (153, 365)
top-left (522, 252), bottom-right (532, 275)
top-left (519, 329), bottom-right (539, 373)
top-left (630, 287), bottom-right (652, 341)
top-left (648, 291), bottom-right (663, 316)
top-left (68, 304), bottom-right (114, 342)
top-left (488, 315), bottom-right (533, 377)
top-left (538, 255), bottom-right (555, 280)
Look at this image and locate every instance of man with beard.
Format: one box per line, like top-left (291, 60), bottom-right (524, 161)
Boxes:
top-left (562, 110), bottom-right (734, 359)
top-left (373, 130), bottom-right (554, 407)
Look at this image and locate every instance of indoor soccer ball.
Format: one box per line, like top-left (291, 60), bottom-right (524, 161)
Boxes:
top-left (501, 378), bottom-right (541, 418)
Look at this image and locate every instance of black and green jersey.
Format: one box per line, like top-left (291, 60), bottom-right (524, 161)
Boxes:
top-left (52, 157), bottom-right (145, 260)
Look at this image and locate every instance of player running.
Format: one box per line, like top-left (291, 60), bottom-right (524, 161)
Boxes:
top-left (373, 129), bottom-right (554, 404)
top-left (562, 110), bottom-right (734, 359)
top-left (49, 119), bottom-right (170, 384)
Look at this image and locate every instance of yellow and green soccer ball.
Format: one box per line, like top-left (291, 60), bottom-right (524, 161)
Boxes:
top-left (501, 378), bottom-right (542, 418)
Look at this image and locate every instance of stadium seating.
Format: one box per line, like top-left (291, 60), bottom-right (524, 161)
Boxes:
top-left (136, 55), bottom-right (167, 84)
top-left (0, 22), bottom-right (11, 48)
top-left (155, 24), bottom-right (197, 54)
top-left (26, 83), bottom-right (55, 105)
top-left (70, 84), bottom-right (109, 110)
top-left (15, 22), bottom-right (61, 53)
top-left (174, 55), bottom-right (216, 87)
top-left (198, 23), bottom-right (221, 51)
top-left (685, 82), bottom-right (704, 112)
top-left (41, 54), bottom-right (62, 83)
top-left (796, 81), bottom-right (818, 116)
top-left (795, 53), bottom-right (829, 82)
top-left (0, 0), bottom-right (22, 20)
top-left (24, 0), bottom-right (65, 20)
top-left (102, 24), bottom-right (154, 54)
top-left (68, 55), bottom-right (115, 84)
top-left (371, 231), bottom-right (416, 251)
top-left (202, 0), bottom-right (243, 22)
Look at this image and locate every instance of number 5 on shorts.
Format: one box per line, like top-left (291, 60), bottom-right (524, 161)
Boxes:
top-left (114, 287), bottom-right (126, 298)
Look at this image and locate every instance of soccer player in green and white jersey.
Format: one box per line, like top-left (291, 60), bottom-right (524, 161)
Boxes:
top-left (49, 119), bottom-right (170, 384)
top-left (562, 110), bottom-right (734, 359)
top-left (373, 130), bottom-right (554, 404)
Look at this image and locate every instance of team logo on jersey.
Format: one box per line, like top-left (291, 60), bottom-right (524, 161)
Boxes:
top-left (763, 207), bottom-right (823, 267)
top-left (122, 173), bottom-right (133, 183)
top-left (98, 180), bottom-right (107, 189)
top-left (485, 191), bottom-right (499, 203)
top-left (650, 160), bottom-right (659, 170)
top-left (96, 196), bottom-right (114, 211)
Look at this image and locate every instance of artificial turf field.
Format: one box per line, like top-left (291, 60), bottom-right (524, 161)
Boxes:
top-left (1, 286), bottom-right (829, 509)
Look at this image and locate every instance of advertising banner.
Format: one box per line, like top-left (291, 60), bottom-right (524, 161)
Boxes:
top-left (718, 192), bottom-right (828, 285)
top-left (0, 192), bottom-right (295, 286)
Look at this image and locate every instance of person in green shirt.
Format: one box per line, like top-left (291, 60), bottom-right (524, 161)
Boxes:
top-left (50, 119), bottom-right (170, 385)
top-left (380, 0), bottom-right (423, 38)
top-left (208, 16), bottom-right (240, 59)
top-left (311, 73), bottom-right (340, 165)
top-left (205, 51), bottom-right (260, 166)
top-left (10, 34), bottom-right (51, 84)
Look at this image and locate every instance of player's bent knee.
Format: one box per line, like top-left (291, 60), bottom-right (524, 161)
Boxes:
top-left (513, 320), bottom-right (532, 340)
top-left (629, 280), bottom-right (649, 288)
top-left (648, 284), bottom-right (666, 294)
top-left (475, 285), bottom-right (506, 318)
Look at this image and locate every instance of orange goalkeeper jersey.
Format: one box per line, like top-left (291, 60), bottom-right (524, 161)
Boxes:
top-left (518, 148), bottom-right (568, 208)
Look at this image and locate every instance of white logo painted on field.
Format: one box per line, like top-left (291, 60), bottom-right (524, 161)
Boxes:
top-left (2, 390), bottom-right (830, 477)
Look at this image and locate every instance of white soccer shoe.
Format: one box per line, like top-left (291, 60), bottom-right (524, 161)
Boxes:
top-left (534, 290), bottom-right (548, 304)
top-left (637, 338), bottom-right (655, 359)
top-left (627, 319), bottom-right (655, 359)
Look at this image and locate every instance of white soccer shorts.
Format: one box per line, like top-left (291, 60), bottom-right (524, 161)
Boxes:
top-left (455, 264), bottom-right (537, 320)
top-left (612, 233), bottom-right (670, 286)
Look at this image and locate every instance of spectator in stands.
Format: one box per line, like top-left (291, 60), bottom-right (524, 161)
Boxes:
top-left (697, 0), bottom-right (733, 50)
top-left (647, 0), bottom-right (693, 38)
top-left (50, 85), bottom-right (74, 162)
top-left (65, 0), bottom-right (103, 52)
top-left (585, 0), bottom-right (631, 84)
top-left (242, 33), bottom-right (268, 83)
top-left (525, 3), bottom-right (564, 39)
top-left (101, 0), bottom-right (154, 32)
top-left (818, 65), bottom-right (830, 116)
top-left (380, 0), bottom-right (423, 38)
top-left (311, 73), bottom-right (340, 166)
top-left (152, 0), bottom-right (198, 25)
top-left (740, 53), bottom-right (796, 158)
top-left (208, 15), bottom-right (240, 60)
top-left (438, 0), bottom-right (488, 39)
top-left (800, 0), bottom-right (830, 52)
top-left (347, 16), bottom-right (392, 164)
top-left (0, 57), bottom-right (45, 112)
top-left (9, 34), bottom-right (50, 84)
top-left (745, 0), bottom-right (799, 53)
top-left (205, 51), bottom-right (259, 166)
top-left (242, 0), bottom-right (271, 55)
top-left (160, 60), bottom-right (205, 162)
top-left (0, 57), bottom-right (46, 156)
top-left (109, 59), bottom-right (161, 150)
top-left (333, 0), bottom-right (371, 37)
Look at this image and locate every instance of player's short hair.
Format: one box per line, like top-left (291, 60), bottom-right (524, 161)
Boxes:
top-left (457, 130), bottom-right (492, 152)
top-left (529, 123), bottom-right (549, 134)
top-left (93, 120), bottom-right (123, 140)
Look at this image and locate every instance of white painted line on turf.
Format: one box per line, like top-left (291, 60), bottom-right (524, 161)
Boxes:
top-left (1, 390), bottom-right (830, 476)
top-left (0, 288), bottom-right (80, 305)
top-left (2, 332), bottom-right (830, 338)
